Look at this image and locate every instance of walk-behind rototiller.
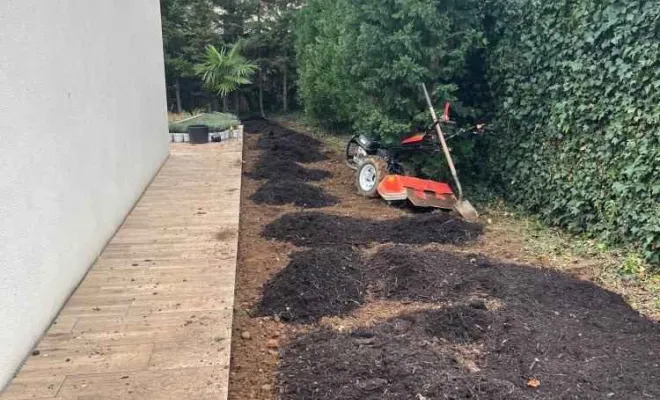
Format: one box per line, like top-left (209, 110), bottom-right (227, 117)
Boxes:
top-left (345, 84), bottom-right (480, 222)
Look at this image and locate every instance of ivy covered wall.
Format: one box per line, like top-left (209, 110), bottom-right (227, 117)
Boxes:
top-left (486, 0), bottom-right (659, 263)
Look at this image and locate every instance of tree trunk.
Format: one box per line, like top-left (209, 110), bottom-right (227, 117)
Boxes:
top-left (257, 1), bottom-right (266, 119)
top-left (222, 95), bottom-right (229, 112)
top-left (174, 78), bottom-right (183, 114)
top-left (259, 80), bottom-right (266, 119)
top-left (211, 97), bottom-right (219, 111)
top-left (282, 67), bottom-right (288, 113)
top-left (234, 91), bottom-right (240, 115)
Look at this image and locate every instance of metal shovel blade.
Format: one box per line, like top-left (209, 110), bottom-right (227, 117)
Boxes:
top-left (453, 199), bottom-right (479, 223)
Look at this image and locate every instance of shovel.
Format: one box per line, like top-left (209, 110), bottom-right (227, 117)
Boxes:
top-left (421, 83), bottom-right (479, 222)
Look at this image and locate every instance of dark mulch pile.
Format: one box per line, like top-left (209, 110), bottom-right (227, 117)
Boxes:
top-left (241, 118), bottom-right (660, 399)
top-left (251, 122), bottom-right (328, 163)
top-left (279, 250), bottom-right (660, 399)
top-left (365, 246), bottom-right (478, 302)
top-left (383, 212), bottom-right (484, 245)
top-left (246, 154), bottom-right (331, 182)
top-left (263, 212), bottom-right (369, 246)
top-left (250, 180), bottom-right (338, 208)
top-left (422, 305), bottom-right (490, 343)
top-left (244, 120), bottom-right (332, 182)
top-left (278, 305), bottom-right (520, 400)
top-left (365, 246), bottom-right (632, 312)
top-left (258, 136), bottom-right (327, 163)
top-left (255, 247), bottom-right (365, 323)
top-left (243, 118), bottom-right (272, 134)
top-left (262, 212), bottom-right (483, 246)
top-left (257, 129), bottom-right (324, 152)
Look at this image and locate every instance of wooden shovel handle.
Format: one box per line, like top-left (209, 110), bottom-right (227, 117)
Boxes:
top-left (421, 84), bottom-right (464, 201)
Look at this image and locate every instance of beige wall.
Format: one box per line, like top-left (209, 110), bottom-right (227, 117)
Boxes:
top-left (0, 0), bottom-right (169, 388)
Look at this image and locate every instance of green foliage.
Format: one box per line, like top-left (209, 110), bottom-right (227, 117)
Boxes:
top-left (485, 0), bottom-right (660, 265)
top-left (161, 0), bottom-right (302, 112)
top-left (161, 0), bottom-right (225, 110)
top-left (168, 112), bottom-right (240, 133)
top-left (295, 0), bottom-right (485, 139)
top-left (620, 253), bottom-right (647, 277)
top-left (294, 0), bottom-right (356, 128)
top-left (294, 0), bottom-right (659, 265)
top-left (161, 0), bottom-right (221, 78)
top-left (195, 44), bottom-right (257, 96)
top-left (163, 0), bottom-right (659, 264)
top-left (240, 0), bottom-right (306, 112)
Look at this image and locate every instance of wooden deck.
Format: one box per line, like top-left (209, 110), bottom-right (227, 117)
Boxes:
top-left (1, 140), bottom-right (243, 400)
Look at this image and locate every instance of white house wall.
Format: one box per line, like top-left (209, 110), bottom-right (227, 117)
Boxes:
top-left (0, 0), bottom-right (169, 388)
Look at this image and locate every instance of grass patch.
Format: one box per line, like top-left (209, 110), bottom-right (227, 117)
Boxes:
top-left (480, 201), bottom-right (660, 319)
top-left (169, 112), bottom-right (239, 133)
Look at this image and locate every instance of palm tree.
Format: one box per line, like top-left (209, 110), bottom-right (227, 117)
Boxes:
top-left (195, 44), bottom-right (256, 111)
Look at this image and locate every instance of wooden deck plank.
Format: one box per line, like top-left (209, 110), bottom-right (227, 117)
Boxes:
top-left (1, 140), bottom-right (242, 400)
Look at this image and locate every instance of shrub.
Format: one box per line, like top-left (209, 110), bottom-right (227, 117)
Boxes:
top-left (168, 112), bottom-right (240, 133)
top-left (295, 0), bottom-right (485, 141)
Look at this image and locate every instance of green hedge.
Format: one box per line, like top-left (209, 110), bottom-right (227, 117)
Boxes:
top-left (169, 112), bottom-right (239, 133)
top-left (486, 0), bottom-right (660, 264)
top-left (295, 0), bottom-right (484, 139)
top-left (294, 0), bottom-right (660, 264)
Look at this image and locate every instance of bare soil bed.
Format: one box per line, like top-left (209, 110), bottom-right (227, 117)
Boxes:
top-left (228, 119), bottom-right (660, 400)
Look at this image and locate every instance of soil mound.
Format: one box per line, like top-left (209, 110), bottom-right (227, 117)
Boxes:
top-left (278, 307), bottom-right (519, 400)
top-left (365, 246), bottom-right (629, 310)
top-left (243, 118), bottom-right (271, 134)
top-left (246, 154), bottom-right (331, 182)
top-left (257, 134), bottom-right (327, 163)
top-left (255, 247), bottom-right (365, 323)
top-left (383, 213), bottom-right (484, 245)
top-left (421, 305), bottom-right (490, 343)
top-left (263, 212), bottom-right (372, 246)
top-left (495, 264), bottom-right (629, 311)
top-left (251, 122), bottom-right (327, 163)
top-left (279, 298), bottom-right (660, 399)
top-left (250, 180), bottom-right (338, 208)
top-left (262, 212), bottom-right (483, 246)
top-left (257, 128), bottom-right (323, 151)
top-left (365, 246), bottom-right (469, 302)
top-left (244, 119), bottom-right (327, 162)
